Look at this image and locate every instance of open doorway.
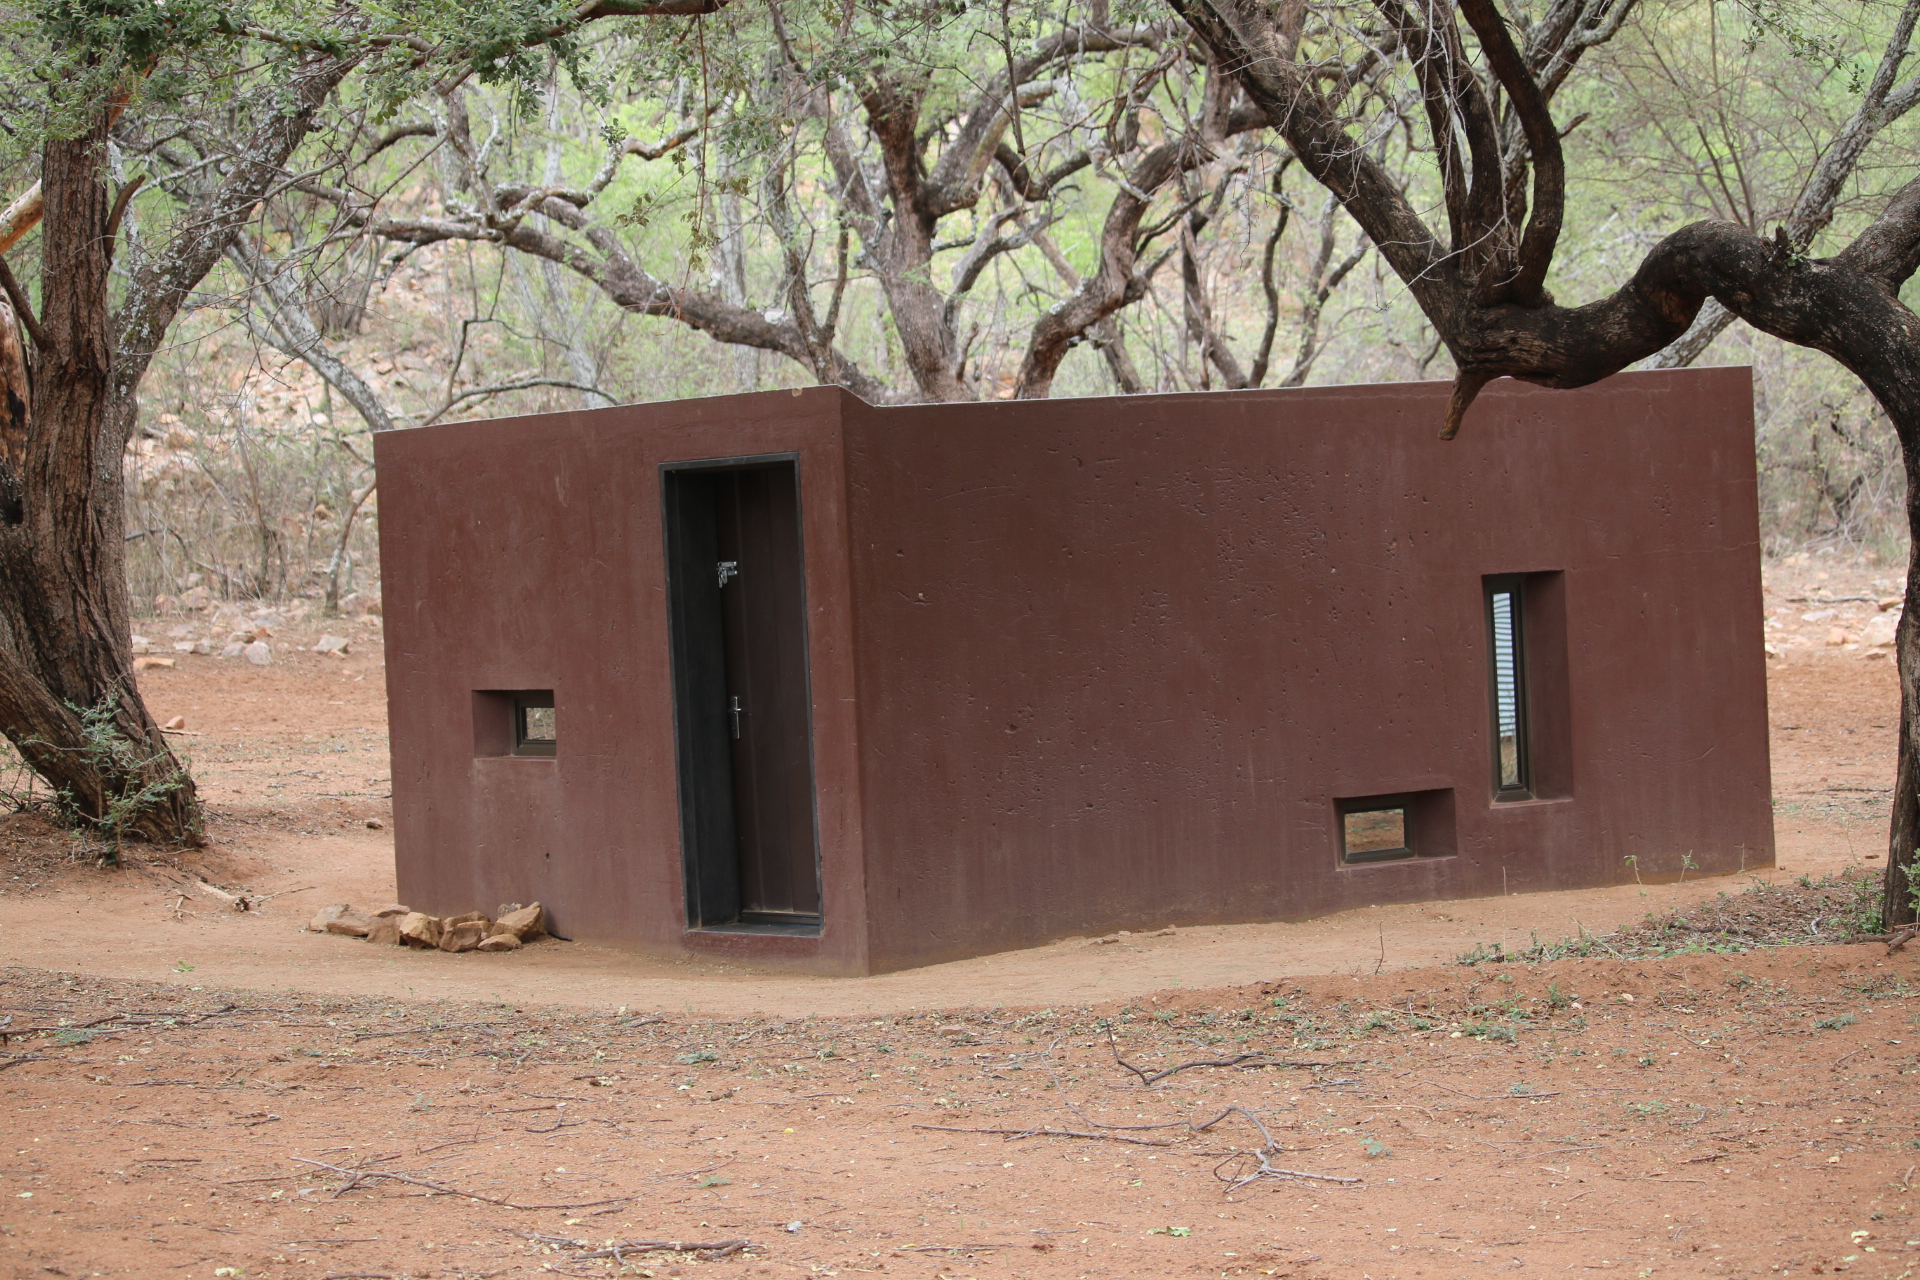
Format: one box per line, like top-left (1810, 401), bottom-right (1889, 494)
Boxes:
top-left (662, 457), bottom-right (822, 933)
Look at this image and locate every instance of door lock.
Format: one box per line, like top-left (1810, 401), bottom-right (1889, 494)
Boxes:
top-left (729, 695), bottom-right (743, 739)
top-left (717, 560), bottom-right (739, 588)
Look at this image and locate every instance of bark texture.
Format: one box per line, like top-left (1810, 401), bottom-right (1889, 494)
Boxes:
top-left (0, 115), bottom-right (196, 845)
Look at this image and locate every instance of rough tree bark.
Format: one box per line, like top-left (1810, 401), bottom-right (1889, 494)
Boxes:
top-left (1172, 0), bottom-right (1920, 922)
top-left (0, 113), bottom-right (197, 846)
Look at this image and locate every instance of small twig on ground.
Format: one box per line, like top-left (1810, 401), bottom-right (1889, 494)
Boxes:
top-left (1104, 1025), bottom-right (1329, 1086)
top-left (1198, 1105), bottom-right (1360, 1191)
top-left (355, 1021), bottom-right (502, 1041)
top-left (522, 1231), bottom-right (752, 1262)
top-left (1421, 1079), bottom-right (1560, 1100)
top-left (415, 1135), bottom-right (482, 1156)
top-left (0, 1054), bottom-right (55, 1071)
top-left (912, 1123), bottom-right (1176, 1147)
top-left (901, 1243), bottom-right (1016, 1252)
top-left (290, 1157), bottom-right (634, 1210)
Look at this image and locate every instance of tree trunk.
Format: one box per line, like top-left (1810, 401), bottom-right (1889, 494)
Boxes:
top-left (0, 115), bottom-right (198, 849)
top-left (1885, 468), bottom-right (1920, 926)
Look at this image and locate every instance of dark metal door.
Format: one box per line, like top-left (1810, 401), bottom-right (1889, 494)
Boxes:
top-left (663, 459), bottom-right (820, 930)
top-left (713, 467), bottom-right (819, 922)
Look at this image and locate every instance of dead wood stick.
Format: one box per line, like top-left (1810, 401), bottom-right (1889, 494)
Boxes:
top-left (1105, 1025), bottom-right (1327, 1086)
top-left (912, 1123), bottom-right (1175, 1147)
top-left (1887, 925), bottom-right (1919, 955)
top-left (290, 1157), bottom-right (634, 1210)
top-left (1421, 1079), bottom-right (1560, 1100)
top-left (570, 1239), bottom-right (751, 1260)
top-left (901, 1243), bottom-right (1016, 1252)
top-left (415, 1135), bottom-right (482, 1156)
top-left (353, 1021), bottom-right (503, 1041)
top-left (0, 1054), bottom-right (54, 1070)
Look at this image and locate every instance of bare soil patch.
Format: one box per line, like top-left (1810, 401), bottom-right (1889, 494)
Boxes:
top-left (3, 946), bottom-right (1918, 1279)
top-left (0, 556), bottom-right (1911, 1277)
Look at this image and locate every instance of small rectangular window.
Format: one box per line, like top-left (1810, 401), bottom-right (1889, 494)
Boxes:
top-left (1486, 575), bottom-right (1530, 799)
top-left (1342, 805), bottom-right (1410, 862)
top-left (1335, 790), bottom-right (1455, 866)
top-left (513, 691), bottom-right (556, 757)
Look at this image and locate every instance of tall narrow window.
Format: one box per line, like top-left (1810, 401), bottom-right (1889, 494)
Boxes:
top-left (1486, 576), bottom-right (1529, 799)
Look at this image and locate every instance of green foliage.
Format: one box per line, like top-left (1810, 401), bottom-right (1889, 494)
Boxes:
top-left (25, 689), bottom-right (190, 864)
top-left (1731, 0), bottom-right (1868, 91)
top-left (1454, 941), bottom-right (1503, 966)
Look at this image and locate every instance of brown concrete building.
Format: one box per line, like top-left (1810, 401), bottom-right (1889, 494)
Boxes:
top-left (375, 368), bottom-right (1772, 975)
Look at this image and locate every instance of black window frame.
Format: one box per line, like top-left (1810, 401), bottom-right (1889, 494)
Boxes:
top-left (1336, 795), bottom-right (1416, 864)
top-left (1485, 574), bottom-right (1531, 801)
top-left (513, 690), bottom-right (557, 757)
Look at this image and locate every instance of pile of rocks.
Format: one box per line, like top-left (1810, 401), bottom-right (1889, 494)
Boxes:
top-left (307, 901), bottom-right (546, 953)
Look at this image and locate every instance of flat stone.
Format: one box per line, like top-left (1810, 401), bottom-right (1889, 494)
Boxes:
top-left (307, 904), bottom-right (352, 932)
top-left (366, 917), bottom-right (402, 946)
top-left (242, 640), bottom-right (271, 665)
top-left (372, 903), bottom-right (411, 918)
top-left (325, 909), bottom-right (374, 937)
top-left (476, 933), bottom-right (522, 952)
top-left (439, 920), bottom-right (487, 953)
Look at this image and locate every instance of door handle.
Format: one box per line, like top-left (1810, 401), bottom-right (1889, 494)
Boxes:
top-left (729, 696), bottom-right (743, 739)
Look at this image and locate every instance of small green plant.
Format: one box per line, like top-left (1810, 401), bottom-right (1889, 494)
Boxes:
top-left (1625, 1100), bottom-right (1669, 1117)
top-left (1625, 855), bottom-right (1641, 886)
top-left (1455, 941), bottom-right (1505, 966)
top-left (1459, 1018), bottom-right (1516, 1042)
top-left (172, 960), bottom-right (194, 973)
top-left (675, 1048), bottom-right (718, 1065)
top-left (53, 1027), bottom-right (94, 1046)
top-left (1815, 1014), bottom-right (1860, 1031)
top-left (697, 1174), bottom-right (731, 1188)
top-left (1362, 1137), bottom-right (1391, 1158)
top-left (33, 689), bottom-right (192, 865)
top-left (1679, 853), bottom-right (1698, 883)
top-left (1149, 1226), bottom-right (1191, 1237)
top-left (1545, 983), bottom-right (1574, 1010)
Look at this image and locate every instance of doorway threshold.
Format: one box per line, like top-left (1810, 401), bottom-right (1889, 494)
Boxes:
top-left (692, 921), bottom-right (822, 938)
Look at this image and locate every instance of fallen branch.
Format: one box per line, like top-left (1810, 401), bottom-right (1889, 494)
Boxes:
top-left (901, 1243), bottom-right (1017, 1252)
top-left (0, 1055), bottom-right (55, 1071)
top-left (1198, 1105), bottom-right (1361, 1191)
top-left (354, 1021), bottom-right (503, 1041)
top-left (1421, 1079), bottom-right (1561, 1100)
top-left (912, 1123), bottom-right (1176, 1147)
top-left (1105, 1025), bottom-right (1330, 1086)
top-left (291, 1157), bottom-right (634, 1210)
top-left (518, 1231), bottom-right (751, 1262)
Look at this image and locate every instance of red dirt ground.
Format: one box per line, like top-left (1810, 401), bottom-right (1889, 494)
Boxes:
top-left (0, 555), bottom-right (1913, 1279)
